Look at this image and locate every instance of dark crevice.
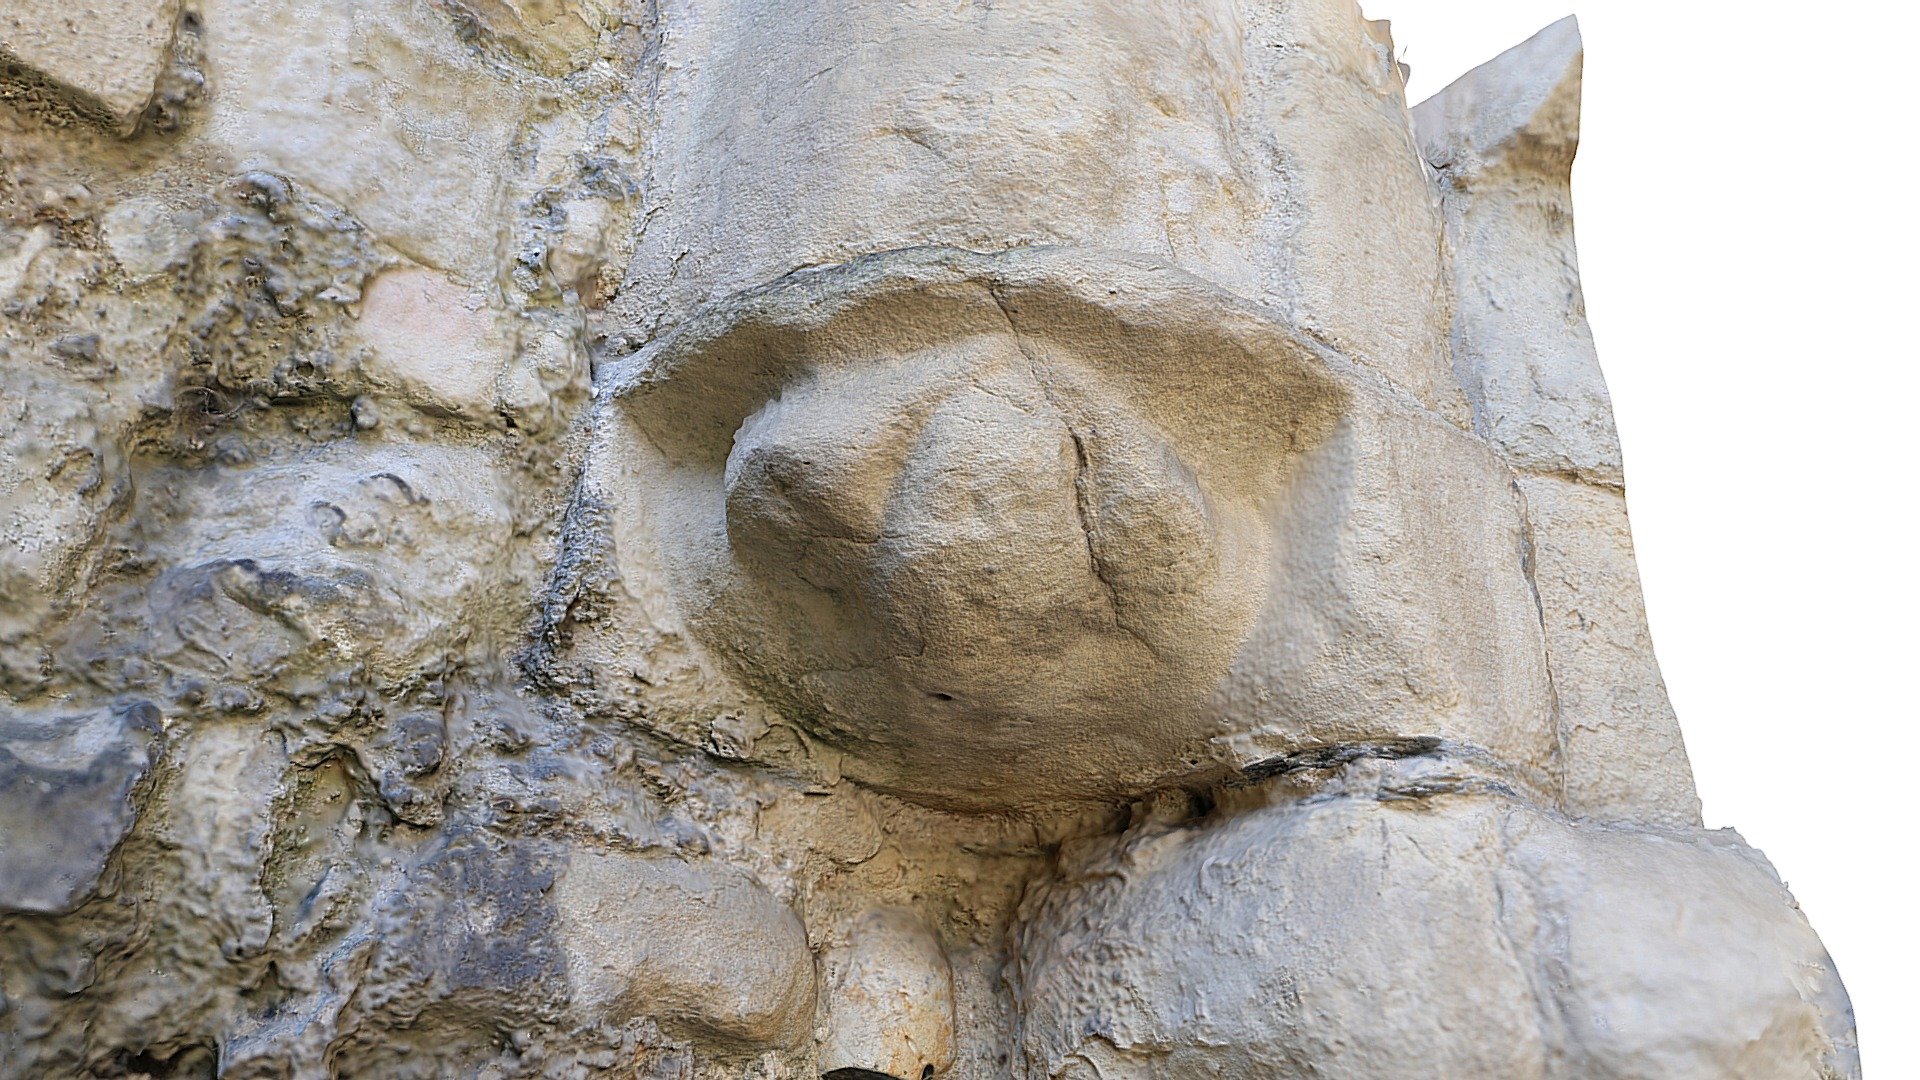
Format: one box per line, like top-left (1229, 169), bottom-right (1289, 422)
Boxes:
top-left (113, 1043), bottom-right (219, 1079)
top-left (1234, 736), bottom-right (1445, 785)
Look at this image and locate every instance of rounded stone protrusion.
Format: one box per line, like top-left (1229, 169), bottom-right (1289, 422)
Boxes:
top-left (1015, 787), bottom-right (1856, 1079)
top-left (555, 851), bottom-right (818, 1048)
top-left (819, 908), bottom-right (956, 1080)
top-left (721, 349), bottom-right (1229, 726)
top-left (607, 248), bottom-right (1563, 809)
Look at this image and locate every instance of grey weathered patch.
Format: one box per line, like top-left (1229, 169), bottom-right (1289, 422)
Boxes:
top-left (0, 701), bottom-right (160, 914)
top-left (327, 830), bottom-right (570, 1074)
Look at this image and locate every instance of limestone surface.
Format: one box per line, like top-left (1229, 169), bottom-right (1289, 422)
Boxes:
top-left (0, 3), bottom-right (1857, 1079)
top-left (1, 0), bottom-right (182, 132)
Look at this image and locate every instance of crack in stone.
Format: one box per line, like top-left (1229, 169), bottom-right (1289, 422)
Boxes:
top-left (987, 284), bottom-right (1162, 661)
top-left (1233, 736), bottom-right (1446, 786)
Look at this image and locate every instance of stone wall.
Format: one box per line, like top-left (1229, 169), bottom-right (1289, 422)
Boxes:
top-left (1, 4), bottom-right (1856, 1078)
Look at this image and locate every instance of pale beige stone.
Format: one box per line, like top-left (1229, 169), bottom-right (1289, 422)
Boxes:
top-left (1412, 18), bottom-right (1702, 829)
top-left (1521, 474), bottom-right (1701, 826)
top-left (0, 222), bottom-right (56, 299)
top-left (602, 246), bottom-right (1550, 809)
top-left (193, 0), bottom-right (532, 285)
top-left (352, 265), bottom-right (509, 418)
top-left (0, 361), bottom-right (131, 668)
top-left (0, 2), bottom-right (1857, 1077)
top-left (1213, 397), bottom-right (1555, 792)
top-left (453, 0), bottom-right (607, 75)
top-left (820, 908), bottom-right (956, 1079)
top-left (101, 196), bottom-right (203, 280)
top-left (1510, 813), bottom-right (1857, 1077)
top-left (131, 441), bottom-right (527, 689)
top-left (548, 195), bottom-right (616, 302)
top-left (614, 0), bottom-right (1460, 413)
top-left (0, 0), bottom-right (179, 131)
top-left (1415, 16), bottom-right (1620, 485)
top-left (556, 851), bottom-right (817, 1047)
top-left (1018, 785), bottom-right (1854, 1079)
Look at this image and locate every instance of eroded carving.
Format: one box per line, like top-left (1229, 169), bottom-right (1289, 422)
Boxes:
top-left (0, 3), bottom-right (1857, 1078)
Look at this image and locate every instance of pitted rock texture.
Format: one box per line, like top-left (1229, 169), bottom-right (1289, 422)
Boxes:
top-left (1, 3), bottom-right (1856, 1079)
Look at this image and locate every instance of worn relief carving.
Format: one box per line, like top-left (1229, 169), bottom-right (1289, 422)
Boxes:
top-left (1, 2), bottom-right (1858, 1078)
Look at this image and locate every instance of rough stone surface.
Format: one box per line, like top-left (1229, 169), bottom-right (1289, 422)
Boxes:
top-left (556, 850), bottom-right (818, 1047)
top-left (599, 246), bottom-right (1546, 808)
top-left (1017, 771), bottom-right (1856, 1079)
top-left (819, 908), bottom-right (956, 1079)
top-left (1520, 473), bottom-right (1700, 825)
top-left (0, 3), bottom-right (1856, 1078)
top-left (1413, 18), bottom-right (1703, 828)
top-left (1416, 17), bottom-right (1612, 484)
top-left (0, 702), bottom-right (160, 915)
top-left (1, 0), bottom-right (182, 132)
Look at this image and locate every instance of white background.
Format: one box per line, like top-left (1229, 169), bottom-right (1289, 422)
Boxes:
top-left (1388, 2), bottom-right (1917, 1073)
